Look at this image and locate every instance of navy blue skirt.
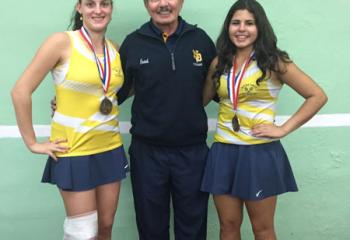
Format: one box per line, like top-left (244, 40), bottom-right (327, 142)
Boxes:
top-left (42, 146), bottom-right (129, 191)
top-left (201, 141), bottom-right (298, 200)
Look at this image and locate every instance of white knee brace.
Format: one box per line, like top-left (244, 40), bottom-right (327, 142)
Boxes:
top-left (63, 211), bottom-right (98, 240)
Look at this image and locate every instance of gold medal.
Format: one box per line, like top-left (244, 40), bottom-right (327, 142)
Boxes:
top-left (100, 97), bottom-right (113, 115)
top-left (232, 115), bottom-right (240, 132)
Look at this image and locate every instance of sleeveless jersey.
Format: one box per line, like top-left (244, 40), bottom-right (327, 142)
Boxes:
top-left (214, 60), bottom-right (282, 145)
top-left (50, 31), bottom-right (124, 156)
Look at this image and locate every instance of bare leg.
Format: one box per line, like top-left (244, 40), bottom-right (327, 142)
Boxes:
top-left (60, 189), bottom-right (97, 216)
top-left (245, 196), bottom-right (277, 240)
top-left (214, 195), bottom-right (244, 240)
top-left (60, 189), bottom-right (98, 239)
top-left (95, 181), bottom-right (121, 240)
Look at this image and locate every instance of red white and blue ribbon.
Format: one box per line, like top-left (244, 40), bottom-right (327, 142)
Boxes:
top-left (79, 26), bottom-right (111, 94)
top-left (227, 51), bottom-right (255, 111)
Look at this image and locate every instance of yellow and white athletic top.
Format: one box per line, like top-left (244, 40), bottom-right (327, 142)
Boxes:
top-left (214, 60), bottom-right (282, 145)
top-left (50, 31), bottom-right (124, 157)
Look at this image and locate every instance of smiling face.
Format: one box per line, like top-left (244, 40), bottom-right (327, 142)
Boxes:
top-left (76, 0), bottom-right (113, 33)
top-left (228, 9), bottom-right (258, 52)
top-left (144, 0), bottom-right (183, 33)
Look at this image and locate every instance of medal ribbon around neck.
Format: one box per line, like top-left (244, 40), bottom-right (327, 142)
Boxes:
top-left (79, 26), bottom-right (111, 95)
top-left (227, 51), bottom-right (255, 112)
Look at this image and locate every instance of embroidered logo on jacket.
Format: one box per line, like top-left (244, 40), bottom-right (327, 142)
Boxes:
top-left (140, 58), bottom-right (150, 65)
top-left (192, 50), bottom-right (203, 67)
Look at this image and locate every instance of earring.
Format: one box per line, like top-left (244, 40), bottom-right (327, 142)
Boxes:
top-left (80, 15), bottom-right (83, 21)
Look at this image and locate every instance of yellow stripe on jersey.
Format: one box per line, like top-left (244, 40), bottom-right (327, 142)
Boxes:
top-left (214, 60), bottom-right (283, 145)
top-left (50, 31), bottom-right (124, 156)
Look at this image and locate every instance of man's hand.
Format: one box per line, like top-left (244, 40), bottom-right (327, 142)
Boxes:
top-left (51, 96), bottom-right (57, 117)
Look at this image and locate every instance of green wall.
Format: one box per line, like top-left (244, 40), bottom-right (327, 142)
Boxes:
top-left (1, 0), bottom-right (349, 239)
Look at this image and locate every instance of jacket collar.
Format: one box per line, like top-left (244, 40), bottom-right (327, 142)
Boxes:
top-left (137, 16), bottom-right (196, 39)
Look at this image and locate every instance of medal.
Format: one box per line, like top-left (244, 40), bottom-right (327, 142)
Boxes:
top-left (80, 26), bottom-right (112, 115)
top-left (232, 115), bottom-right (240, 132)
top-left (100, 97), bottom-right (113, 115)
top-left (227, 52), bottom-right (254, 132)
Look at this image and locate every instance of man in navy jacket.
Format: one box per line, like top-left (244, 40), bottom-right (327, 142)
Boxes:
top-left (118, 0), bottom-right (216, 239)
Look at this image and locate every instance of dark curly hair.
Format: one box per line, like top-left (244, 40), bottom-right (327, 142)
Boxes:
top-left (215, 0), bottom-right (291, 85)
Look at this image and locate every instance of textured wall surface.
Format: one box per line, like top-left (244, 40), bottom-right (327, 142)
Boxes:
top-left (1, 0), bottom-right (349, 239)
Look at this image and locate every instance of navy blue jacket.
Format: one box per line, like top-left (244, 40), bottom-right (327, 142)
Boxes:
top-left (118, 18), bottom-right (216, 146)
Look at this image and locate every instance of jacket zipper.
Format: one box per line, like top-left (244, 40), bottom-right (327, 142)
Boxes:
top-left (169, 28), bottom-right (191, 72)
top-left (171, 53), bottom-right (176, 71)
top-left (139, 26), bottom-right (195, 72)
